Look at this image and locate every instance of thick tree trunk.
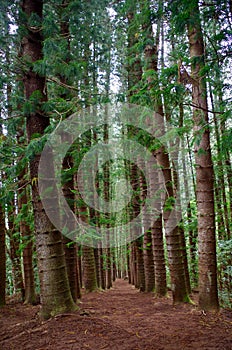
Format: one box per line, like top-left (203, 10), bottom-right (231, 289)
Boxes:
top-left (187, 0), bottom-right (219, 311)
top-left (21, 0), bottom-right (77, 319)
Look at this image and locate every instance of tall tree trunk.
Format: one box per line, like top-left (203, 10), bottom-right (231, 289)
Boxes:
top-left (21, 0), bottom-right (77, 319)
top-left (141, 0), bottom-right (188, 303)
top-left (187, 0), bottom-right (219, 311)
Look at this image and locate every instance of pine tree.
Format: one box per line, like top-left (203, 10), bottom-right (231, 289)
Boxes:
top-left (20, 0), bottom-right (77, 319)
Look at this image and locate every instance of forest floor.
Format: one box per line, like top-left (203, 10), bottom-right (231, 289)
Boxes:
top-left (0, 279), bottom-right (231, 350)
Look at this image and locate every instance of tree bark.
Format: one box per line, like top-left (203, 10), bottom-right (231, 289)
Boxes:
top-left (141, 0), bottom-right (188, 303)
top-left (21, 0), bottom-right (77, 319)
top-left (187, 0), bottom-right (219, 311)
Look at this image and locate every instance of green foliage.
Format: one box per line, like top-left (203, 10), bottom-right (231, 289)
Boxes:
top-left (163, 196), bottom-right (175, 212)
top-left (23, 90), bottom-right (44, 116)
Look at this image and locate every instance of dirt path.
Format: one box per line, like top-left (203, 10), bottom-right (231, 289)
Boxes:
top-left (0, 279), bottom-right (231, 350)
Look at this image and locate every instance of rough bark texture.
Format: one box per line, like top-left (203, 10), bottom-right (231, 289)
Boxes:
top-left (151, 214), bottom-right (167, 296)
top-left (141, 0), bottom-right (188, 303)
top-left (83, 246), bottom-right (98, 292)
top-left (21, 0), bottom-right (77, 319)
top-left (135, 238), bottom-right (146, 292)
top-left (140, 0), bottom-right (167, 297)
top-left (143, 231), bottom-right (155, 292)
top-left (187, 0), bottom-right (219, 311)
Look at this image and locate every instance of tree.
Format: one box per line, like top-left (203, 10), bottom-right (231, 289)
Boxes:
top-left (186, 0), bottom-right (219, 311)
top-left (20, 0), bottom-right (77, 319)
top-left (141, 0), bottom-right (189, 302)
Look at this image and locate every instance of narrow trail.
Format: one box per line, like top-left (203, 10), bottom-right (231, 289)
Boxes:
top-left (0, 279), bottom-right (231, 350)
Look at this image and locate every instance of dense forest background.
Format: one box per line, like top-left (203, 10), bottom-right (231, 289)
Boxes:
top-left (0, 0), bottom-right (231, 320)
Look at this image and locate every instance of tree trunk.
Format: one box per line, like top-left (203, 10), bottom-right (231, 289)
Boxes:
top-left (83, 245), bottom-right (98, 292)
top-left (141, 0), bottom-right (188, 303)
top-left (187, 0), bottom-right (219, 311)
top-left (151, 214), bottom-right (167, 296)
top-left (99, 245), bottom-right (106, 289)
top-left (135, 238), bottom-right (146, 292)
top-left (21, 0), bottom-right (77, 319)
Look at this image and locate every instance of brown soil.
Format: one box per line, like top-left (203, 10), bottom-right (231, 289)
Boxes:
top-left (0, 279), bottom-right (231, 350)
